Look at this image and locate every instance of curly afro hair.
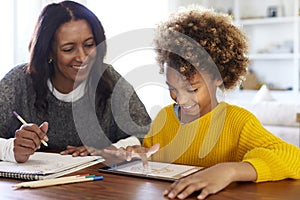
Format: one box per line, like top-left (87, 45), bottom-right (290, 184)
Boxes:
top-left (153, 6), bottom-right (249, 90)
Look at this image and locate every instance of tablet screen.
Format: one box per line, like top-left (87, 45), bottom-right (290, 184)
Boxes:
top-left (98, 160), bottom-right (203, 181)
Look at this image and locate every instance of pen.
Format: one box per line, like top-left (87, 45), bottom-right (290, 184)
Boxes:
top-left (13, 174), bottom-right (103, 189)
top-left (13, 111), bottom-right (48, 147)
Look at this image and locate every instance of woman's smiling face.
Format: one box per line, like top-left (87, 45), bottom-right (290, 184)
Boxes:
top-left (51, 19), bottom-right (97, 93)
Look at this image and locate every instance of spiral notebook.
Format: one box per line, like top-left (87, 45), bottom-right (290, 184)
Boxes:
top-left (0, 152), bottom-right (104, 181)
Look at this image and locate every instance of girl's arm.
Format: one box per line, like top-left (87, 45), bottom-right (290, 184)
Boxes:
top-left (164, 162), bottom-right (257, 199)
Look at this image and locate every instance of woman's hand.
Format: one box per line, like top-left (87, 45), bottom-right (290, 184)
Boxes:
top-left (60, 145), bottom-right (91, 157)
top-left (14, 122), bottom-right (49, 163)
top-left (59, 145), bottom-right (125, 159)
top-left (164, 162), bottom-right (256, 199)
top-left (59, 145), bottom-right (123, 159)
top-left (60, 144), bottom-right (160, 169)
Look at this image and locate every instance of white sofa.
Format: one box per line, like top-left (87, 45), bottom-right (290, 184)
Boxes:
top-left (228, 101), bottom-right (300, 147)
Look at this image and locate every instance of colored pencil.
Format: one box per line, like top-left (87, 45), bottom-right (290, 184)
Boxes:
top-left (13, 174), bottom-right (103, 189)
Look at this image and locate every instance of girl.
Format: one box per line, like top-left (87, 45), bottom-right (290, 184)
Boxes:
top-left (111, 6), bottom-right (300, 199)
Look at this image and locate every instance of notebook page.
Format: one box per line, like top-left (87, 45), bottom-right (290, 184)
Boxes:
top-left (0, 152), bottom-right (103, 175)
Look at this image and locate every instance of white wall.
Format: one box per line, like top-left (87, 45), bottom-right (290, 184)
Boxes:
top-left (0, 0), bottom-right (86, 79)
top-left (7, 0), bottom-right (298, 113)
top-left (0, 1), bottom-right (14, 78)
top-left (87, 0), bottom-right (172, 118)
top-left (0, 0), bottom-right (172, 119)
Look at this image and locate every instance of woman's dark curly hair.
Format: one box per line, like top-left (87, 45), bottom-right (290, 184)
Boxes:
top-left (153, 6), bottom-right (249, 90)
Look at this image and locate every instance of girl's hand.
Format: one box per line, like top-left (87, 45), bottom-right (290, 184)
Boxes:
top-left (164, 163), bottom-right (237, 200)
top-left (88, 145), bottom-right (129, 166)
top-left (14, 122), bottom-right (49, 163)
top-left (103, 144), bottom-right (160, 169)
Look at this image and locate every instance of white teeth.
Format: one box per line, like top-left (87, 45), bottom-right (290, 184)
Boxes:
top-left (72, 65), bottom-right (87, 70)
top-left (183, 105), bottom-right (193, 109)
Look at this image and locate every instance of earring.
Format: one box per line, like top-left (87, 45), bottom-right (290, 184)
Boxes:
top-left (48, 58), bottom-right (53, 64)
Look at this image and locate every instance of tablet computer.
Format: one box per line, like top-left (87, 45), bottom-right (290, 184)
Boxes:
top-left (98, 160), bottom-right (203, 182)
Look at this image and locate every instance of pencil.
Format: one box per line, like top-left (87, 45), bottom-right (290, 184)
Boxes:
top-left (12, 174), bottom-right (90, 189)
top-left (13, 111), bottom-right (48, 147)
top-left (13, 174), bottom-right (103, 189)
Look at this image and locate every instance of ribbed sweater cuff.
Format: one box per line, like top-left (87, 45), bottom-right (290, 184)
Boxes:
top-left (0, 138), bottom-right (16, 162)
top-left (243, 158), bottom-right (272, 182)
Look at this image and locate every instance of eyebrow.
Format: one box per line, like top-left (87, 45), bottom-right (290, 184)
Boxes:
top-left (190, 81), bottom-right (201, 85)
top-left (60, 36), bottom-right (94, 47)
top-left (84, 37), bottom-right (95, 42)
top-left (166, 81), bottom-right (201, 88)
top-left (165, 81), bottom-right (201, 87)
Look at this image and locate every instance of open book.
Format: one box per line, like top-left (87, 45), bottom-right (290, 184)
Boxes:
top-left (0, 152), bottom-right (104, 180)
top-left (99, 160), bottom-right (203, 181)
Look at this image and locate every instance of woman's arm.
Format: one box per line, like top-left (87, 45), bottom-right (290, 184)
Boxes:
top-left (0, 138), bottom-right (16, 162)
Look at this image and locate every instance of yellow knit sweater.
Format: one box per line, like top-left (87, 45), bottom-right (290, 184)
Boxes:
top-left (143, 102), bottom-right (300, 182)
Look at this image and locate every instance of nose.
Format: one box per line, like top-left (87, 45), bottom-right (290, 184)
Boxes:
top-left (175, 92), bottom-right (189, 105)
top-left (75, 47), bottom-right (88, 62)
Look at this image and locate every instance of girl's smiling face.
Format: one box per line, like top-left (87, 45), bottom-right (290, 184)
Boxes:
top-left (51, 19), bottom-right (97, 93)
top-left (166, 66), bottom-right (222, 123)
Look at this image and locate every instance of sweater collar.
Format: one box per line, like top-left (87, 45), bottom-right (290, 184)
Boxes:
top-left (47, 79), bottom-right (86, 102)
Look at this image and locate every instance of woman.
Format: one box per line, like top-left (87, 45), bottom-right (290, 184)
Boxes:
top-left (0, 1), bottom-right (151, 163)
